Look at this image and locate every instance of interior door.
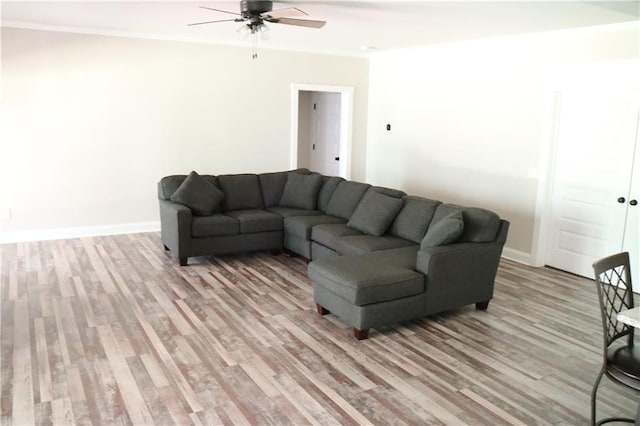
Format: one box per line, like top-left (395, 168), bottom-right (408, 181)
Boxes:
top-left (622, 104), bottom-right (640, 281)
top-left (546, 89), bottom-right (640, 278)
top-left (310, 92), bottom-right (341, 176)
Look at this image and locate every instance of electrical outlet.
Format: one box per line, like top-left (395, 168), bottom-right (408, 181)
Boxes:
top-left (0, 208), bottom-right (11, 219)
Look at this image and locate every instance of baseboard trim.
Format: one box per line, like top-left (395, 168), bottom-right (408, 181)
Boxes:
top-left (501, 247), bottom-right (533, 265)
top-left (0, 221), bottom-right (160, 244)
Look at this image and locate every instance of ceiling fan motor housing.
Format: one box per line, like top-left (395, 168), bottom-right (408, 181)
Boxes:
top-left (241, 0), bottom-right (273, 17)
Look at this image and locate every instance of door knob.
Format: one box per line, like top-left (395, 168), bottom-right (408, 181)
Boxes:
top-left (631, 199), bottom-right (638, 206)
top-left (618, 197), bottom-right (626, 203)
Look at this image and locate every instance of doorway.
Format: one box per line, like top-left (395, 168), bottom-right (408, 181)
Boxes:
top-left (290, 84), bottom-right (354, 178)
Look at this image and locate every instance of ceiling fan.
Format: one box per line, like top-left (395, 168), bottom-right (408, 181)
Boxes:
top-left (188, 0), bottom-right (327, 32)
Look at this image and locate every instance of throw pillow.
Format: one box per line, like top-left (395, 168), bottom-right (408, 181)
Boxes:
top-left (421, 210), bottom-right (464, 248)
top-left (170, 170), bottom-right (224, 216)
top-left (347, 191), bottom-right (404, 237)
top-left (279, 173), bottom-right (324, 210)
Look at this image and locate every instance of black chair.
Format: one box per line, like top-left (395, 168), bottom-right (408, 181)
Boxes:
top-left (592, 252), bottom-right (640, 425)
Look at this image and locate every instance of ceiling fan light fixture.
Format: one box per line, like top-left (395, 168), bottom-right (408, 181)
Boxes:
top-left (237, 23), bottom-right (252, 38)
top-left (258, 23), bottom-right (270, 40)
top-left (190, 1), bottom-right (326, 59)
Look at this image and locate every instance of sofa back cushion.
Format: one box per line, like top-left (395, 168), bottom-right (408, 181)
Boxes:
top-left (431, 203), bottom-right (501, 243)
top-left (325, 180), bottom-right (371, 219)
top-left (370, 186), bottom-right (406, 199)
top-left (158, 174), bottom-right (217, 200)
top-left (347, 190), bottom-right (403, 236)
top-left (258, 168), bottom-right (311, 208)
top-left (318, 176), bottom-right (344, 212)
top-left (390, 196), bottom-right (441, 243)
top-left (217, 174), bottom-right (264, 211)
top-left (279, 173), bottom-right (324, 210)
top-left (258, 171), bottom-right (288, 208)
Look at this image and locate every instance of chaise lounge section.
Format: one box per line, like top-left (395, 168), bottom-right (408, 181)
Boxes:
top-left (309, 208), bottom-right (509, 339)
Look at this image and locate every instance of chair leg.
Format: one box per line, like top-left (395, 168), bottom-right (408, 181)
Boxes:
top-left (591, 369), bottom-right (604, 426)
top-left (179, 257), bottom-right (188, 266)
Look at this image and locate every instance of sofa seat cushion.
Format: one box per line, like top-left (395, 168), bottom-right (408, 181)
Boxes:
top-left (226, 209), bottom-right (283, 234)
top-left (267, 207), bottom-right (323, 218)
top-left (284, 215), bottom-right (346, 240)
top-left (218, 174), bottom-right (264, 211)
top-left (312, 224), bottom-right (362, 249)
top-left (192, 214), bottom-right (239, 238)
top-left (336, 235), bottom-right (417, 256)
top-left (308, 247), bottom-right (423, 306)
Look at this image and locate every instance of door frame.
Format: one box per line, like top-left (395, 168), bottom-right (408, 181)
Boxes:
top-left (532, 59), bottom-right (640, 267)
top-left (290, 83), bottom-right (354, 179)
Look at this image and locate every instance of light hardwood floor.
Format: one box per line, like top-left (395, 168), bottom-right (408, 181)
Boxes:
top-left (1, 232), bottom-right (637, 425)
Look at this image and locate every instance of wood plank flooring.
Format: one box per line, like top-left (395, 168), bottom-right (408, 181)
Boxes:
top-left (1, 232), bottom-right (638, 425)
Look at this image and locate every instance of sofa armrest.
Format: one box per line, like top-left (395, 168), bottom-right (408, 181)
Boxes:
top-left (159, 199), bottom-right (192, 258)
top-left (416, 240), bottom-right (505, 315)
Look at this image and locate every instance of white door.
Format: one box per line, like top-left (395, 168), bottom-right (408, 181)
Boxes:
top-left (546, 89), bottom-right (640, 278)
top-left (622, 103), bottom-right (640, 280)
top-left (310, 92), bottom-right (341, 176)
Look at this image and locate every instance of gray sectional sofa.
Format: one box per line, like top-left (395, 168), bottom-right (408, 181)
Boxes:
top-left (158, 168), bottom-right (509, 339)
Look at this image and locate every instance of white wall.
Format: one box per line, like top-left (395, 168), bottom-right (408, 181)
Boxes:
top-left (366, 22), bottom-right (640, 263)
top-left (0, 28), bottom-right (369, 241)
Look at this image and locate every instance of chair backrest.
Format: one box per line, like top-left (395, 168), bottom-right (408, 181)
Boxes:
top-left (592, 252), bottom-right (635, 348)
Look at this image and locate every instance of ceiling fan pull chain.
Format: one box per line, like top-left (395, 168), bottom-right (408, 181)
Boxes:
top-left (252, 32), bottom-right (258, 59)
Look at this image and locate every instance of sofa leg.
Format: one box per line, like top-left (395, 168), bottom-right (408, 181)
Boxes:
top-left (353, 328), bottom-right (369, 340)
top-left (316, 304), bottom-right (330, 315)
top-left (179, 257), bottom-right (188, 266)
top-left (476, 300), bottom-right (490, 310)
top-left (284, 249), bottom-right (299, 258)
top-left (163, 244), bottom-right (170, 251)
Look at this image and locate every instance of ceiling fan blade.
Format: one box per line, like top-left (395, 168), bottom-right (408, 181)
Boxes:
top-left (188, 18), bottom-right (240, 26)
top-left (271, 17), bottom-right (326, 28)
top-left (199, 6), bottom-right (240, 16)
top-left (261, 7), bottom-right (307, 19)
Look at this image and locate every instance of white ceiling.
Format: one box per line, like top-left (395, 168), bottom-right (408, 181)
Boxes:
top-left (2, 1), bottom-right (639, 56)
